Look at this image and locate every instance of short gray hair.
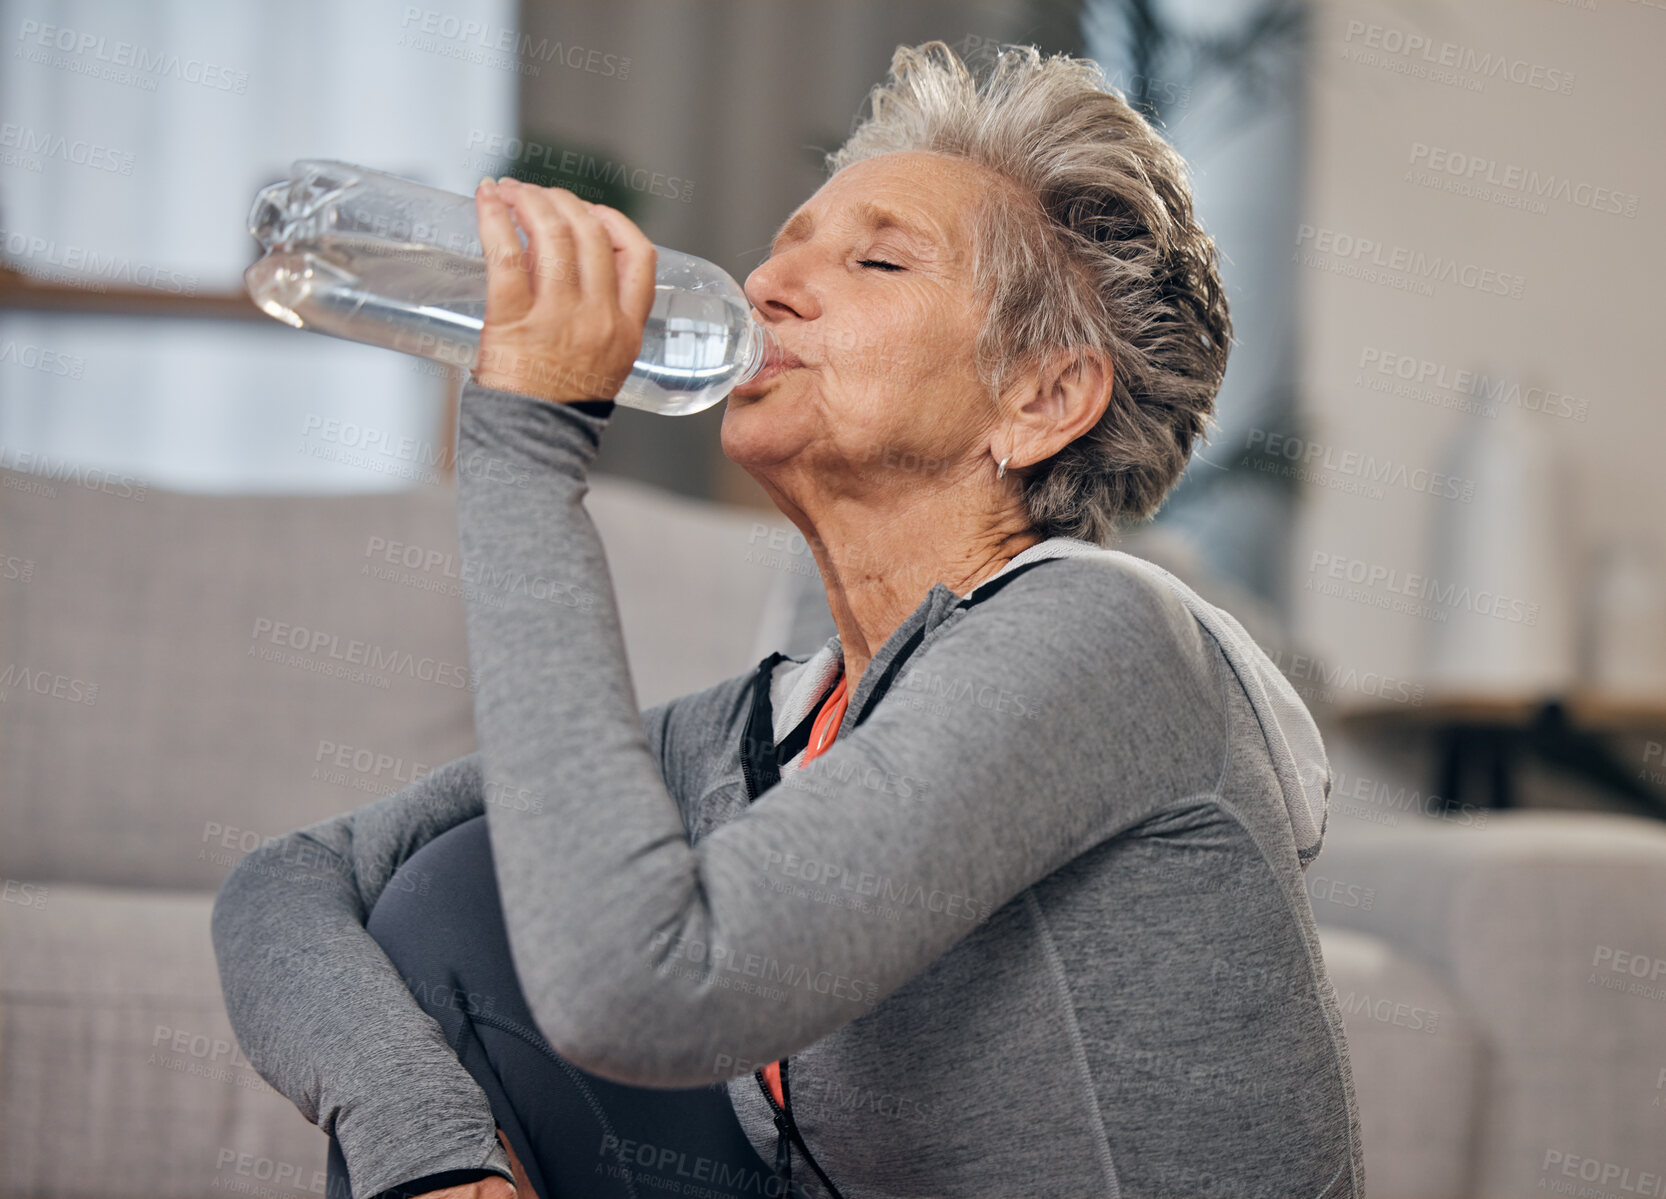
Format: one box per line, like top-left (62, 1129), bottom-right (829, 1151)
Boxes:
top-left (826, 40), bottom-right (1231, 543)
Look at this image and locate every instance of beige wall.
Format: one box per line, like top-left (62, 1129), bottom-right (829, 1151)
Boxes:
top-left (1290, 0), bottom-right (1664, 707)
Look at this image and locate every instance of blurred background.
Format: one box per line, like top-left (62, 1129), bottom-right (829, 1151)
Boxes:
top-left (1, 2), bottom-right (1663, 1197)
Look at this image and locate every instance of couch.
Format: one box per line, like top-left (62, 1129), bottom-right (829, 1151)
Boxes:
top-left (3, 461), bottom-right (1663, 1198)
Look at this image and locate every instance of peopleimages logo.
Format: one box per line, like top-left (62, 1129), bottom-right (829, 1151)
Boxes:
top-left (0, 339), bottom-right (87, 379)
top-left (1642, 741), bottom-right (1666, 787)
top-left (15, 19), bottom-right (250, 93)
top-left (313, 739), bottom-right (435, 792)
top-left (759, 847), bottom-right (992, 924)
top-left (1340, 19), bottom-right (1575, 95)
top-left (1242, 428), bottom-right (1475, 503)
top-left (1541, 1150), bottom-right (1666, 1199)
top-left (0, 663), bottom-right (98, 706)
top-left (1355, 348), bottom-right (1590, 422)
top-left (464, 131), bottom-right (694, 203)
top-left (362, 535), bottom-right (595, 616)
top-left (0, 444), bottom-right (148, 499)
top-left (397, 7), bottom-right (630, 79)
top-left (0, 228), bottom-right (198, 295)
top-left (248, 618), bottom-right (475, 692)
top-left (1407, 142), bottom-right (1640, 219)
top-left (0, 123), bottom-right (135, 174)
top-left (1267, 647), bottom-right (1426, 708)
top-left (1332, 989), bottom-right (1440, 1034)
top-left (648, 928), bottom-right (881, 1008)
top-left (1326, 767), bottom-right (1488, 829)
top-left (1294, 224), bottom-right (1526, 299)
top-left (300, 414), bottom-right (530, 487)
top-left (1307, 551), bottom-right (1541, 626)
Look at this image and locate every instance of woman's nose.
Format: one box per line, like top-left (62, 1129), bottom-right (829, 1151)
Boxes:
top-left (745, 251), bottom-right (817, 322)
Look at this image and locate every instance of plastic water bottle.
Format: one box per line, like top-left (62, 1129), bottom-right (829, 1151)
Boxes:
top-left (244, 159), bottom-right (780, 416)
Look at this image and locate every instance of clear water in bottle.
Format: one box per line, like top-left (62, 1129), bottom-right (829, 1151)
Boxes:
top-left (245, 160), bottom-right (778, 416)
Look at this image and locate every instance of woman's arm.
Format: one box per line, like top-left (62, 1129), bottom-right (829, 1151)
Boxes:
top-left (209, 680), bottom-right (726, 1199)
top-left (209, 754), bottom-right (517, 1199)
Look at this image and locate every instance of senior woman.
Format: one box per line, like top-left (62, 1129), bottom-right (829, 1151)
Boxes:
top-left (213, 40), bottom-right (1363, 1199)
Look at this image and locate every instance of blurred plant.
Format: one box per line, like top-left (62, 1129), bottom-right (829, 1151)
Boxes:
top-left (496, 132), bottom-right (647, 224)
top-left (1086, 0), bottom-right (1305, 134)
top-left (1085, 0), bottom-right (1309, 606)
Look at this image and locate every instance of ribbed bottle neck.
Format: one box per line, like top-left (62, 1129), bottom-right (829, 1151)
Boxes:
top-left (736, 317), bottom-right (783, 384)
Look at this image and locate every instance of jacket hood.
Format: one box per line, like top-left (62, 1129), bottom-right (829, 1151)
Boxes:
top-left (980, 537), bottom-right (1332, 866)
top-left (766, 535), bottom-right (1332, 868)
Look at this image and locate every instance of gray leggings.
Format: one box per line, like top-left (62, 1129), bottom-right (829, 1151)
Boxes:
top-left (325, 815), bottom-right (780, 1199)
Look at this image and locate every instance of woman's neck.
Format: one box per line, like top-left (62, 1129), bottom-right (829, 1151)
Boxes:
top-left (807, 510), bottom-right (1040, 699)
top-left (749, 449), bottom-right (1042, 696)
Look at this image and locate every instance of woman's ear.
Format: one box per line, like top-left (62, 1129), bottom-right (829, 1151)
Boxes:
top-left (1002, 348), bottom-right (1114, 470)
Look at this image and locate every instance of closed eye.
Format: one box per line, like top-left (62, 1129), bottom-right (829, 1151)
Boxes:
top-left (857, 259), bottom-right (903, 272)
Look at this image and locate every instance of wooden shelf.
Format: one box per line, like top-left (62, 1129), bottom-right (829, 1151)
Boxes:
top-left (0, 264), bottom-right (266, 322)
top-left (0, 262), bottom-right (459, 476)
top-left (1333, 688), bottom-right (1666, 731)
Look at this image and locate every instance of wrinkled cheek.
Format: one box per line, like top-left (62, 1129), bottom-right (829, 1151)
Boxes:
top-left (823, 369), bottom-right (899, 426)
top-left (841, 341), bottom-right (921, 390)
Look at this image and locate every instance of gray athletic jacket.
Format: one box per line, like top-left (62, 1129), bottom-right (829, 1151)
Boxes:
top-left (211, 381), bottom-right (1366, 1199)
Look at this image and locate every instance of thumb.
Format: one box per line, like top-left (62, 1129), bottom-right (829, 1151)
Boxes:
top-left (496, 1128), bottom-right (538, 1199)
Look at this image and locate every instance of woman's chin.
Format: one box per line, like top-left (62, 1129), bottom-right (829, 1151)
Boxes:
top-left (719, 394), bottom-right (809, 472)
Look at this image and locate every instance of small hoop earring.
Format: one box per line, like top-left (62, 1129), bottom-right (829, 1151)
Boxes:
top-left (997, 454), bottom-right (1012, 480)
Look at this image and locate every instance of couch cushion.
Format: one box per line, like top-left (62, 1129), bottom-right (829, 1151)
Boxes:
top-left (585, 474), bottom-right (792, 708)
top-left (1317, 924), bottom-right (1482, 1198)
top-left (0, 467), bottom-right (479, 890)
top-left (0, 884), bottom-right (328, 1199)
top-left (0, 466), bottom-right (792, 889)
top-left (1313, 811), bottom-right (1666, 1197)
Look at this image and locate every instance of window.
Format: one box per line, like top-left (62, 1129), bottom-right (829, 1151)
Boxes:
top-left (0, 0), bottom-right (516, 493)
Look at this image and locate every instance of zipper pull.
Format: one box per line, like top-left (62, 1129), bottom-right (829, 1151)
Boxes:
top-left (771, 1110), bottom-right (792, 1184)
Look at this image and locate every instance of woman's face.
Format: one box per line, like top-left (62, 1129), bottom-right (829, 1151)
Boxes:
top-left (721, 151), bottom-right (1011, 505)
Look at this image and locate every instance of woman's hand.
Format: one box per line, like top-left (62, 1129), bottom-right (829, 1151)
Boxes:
top-left (497, 1128), bottom-right (538, 1199)
top-left (415, 1175), bottom-right (514, 1199)
top-left (411, 1130), bottom-right (536, 1199)
top-left (471, 176), bottom-right (657, 404)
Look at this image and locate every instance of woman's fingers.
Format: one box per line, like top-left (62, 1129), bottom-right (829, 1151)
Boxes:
top-left (470, 178), bottom-right (655, 404)
top-left (475, 178), bottom-right (533, 319)
top-left (542, 186), bottom-right (620, 311)
top-left (589, 203), bottom-right (658, 333)
top-left (495, 180), bottom-right (580, 308)
top-left (484, 179), bottom-right (654, 324)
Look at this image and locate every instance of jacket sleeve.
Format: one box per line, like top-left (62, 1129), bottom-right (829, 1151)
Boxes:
top-left (454, 380), bottom-right (1224, 1091)
top-left (207, 671), bottom-right (724, 1199)
top-left (367, 1169), bottom-right (504, 1199)
top-left (209, 753), bottom-right (519, 1199)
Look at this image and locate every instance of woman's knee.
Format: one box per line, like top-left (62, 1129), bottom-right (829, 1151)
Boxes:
top-left (365, 814), bottom-right (498, 975)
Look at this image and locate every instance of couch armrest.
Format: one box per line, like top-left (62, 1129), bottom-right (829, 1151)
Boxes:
top-left (1311, 811), bottom-right (1666, 1197)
